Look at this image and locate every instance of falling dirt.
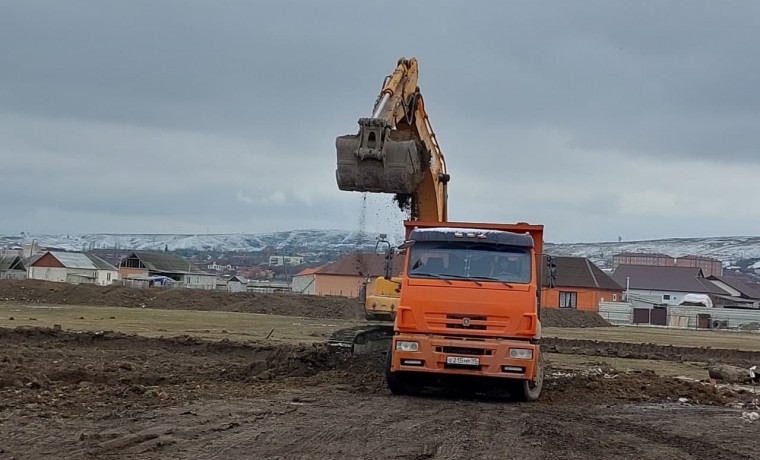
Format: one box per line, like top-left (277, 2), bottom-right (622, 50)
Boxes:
top-left (354, 192), bottom-right (370, 278)
top-left (1, 325), bottom-right (758, 459)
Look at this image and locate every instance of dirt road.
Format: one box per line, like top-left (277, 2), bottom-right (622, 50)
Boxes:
top-left (2, 327), bottom-right (758, 460)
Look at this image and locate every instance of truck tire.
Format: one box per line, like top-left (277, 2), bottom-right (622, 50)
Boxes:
top-left (385, 349), bottom-right (422, 396)
top-left (511, 353), bottom-right (544, 402)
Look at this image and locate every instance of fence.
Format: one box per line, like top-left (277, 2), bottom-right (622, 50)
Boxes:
top-left (599, 301), bottom-right (760, 330)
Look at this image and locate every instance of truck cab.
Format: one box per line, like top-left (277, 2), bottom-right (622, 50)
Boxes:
top-left (386, 221), bottom-right (545, 400)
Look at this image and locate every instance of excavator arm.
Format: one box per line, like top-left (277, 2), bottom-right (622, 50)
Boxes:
top-left (336, 57), bottom-right (449, 222)
top-left (329, 58), bottom-right (449, 349)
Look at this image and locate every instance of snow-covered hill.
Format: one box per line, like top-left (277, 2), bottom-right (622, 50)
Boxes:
top-left (546, 236), bottom-right (760, 270)
top-left (0, 230), bottom-right (380, 254)
top-left (2, 231), bottom-right (760, 269)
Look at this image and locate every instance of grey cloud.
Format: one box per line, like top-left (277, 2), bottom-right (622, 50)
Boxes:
top-left (1, 1), bottom-right (759, 240)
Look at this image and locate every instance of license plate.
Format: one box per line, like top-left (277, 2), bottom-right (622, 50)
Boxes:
top-left (446, 356), bottom-right (480, 366)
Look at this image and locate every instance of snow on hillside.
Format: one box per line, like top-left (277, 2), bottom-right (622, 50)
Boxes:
top-left (546, 236), bottom-right (760, 269)
top-left (2, 231), bottom-right (760, 269)
top-left (0, 229), bottom-right (380, 254)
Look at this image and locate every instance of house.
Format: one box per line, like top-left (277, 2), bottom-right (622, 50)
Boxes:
top-left (119, 251), bottom-right (217, 290)
top-left (291, 253), bottom-right (403, 297)
top-left (291, 267), bottom-right (321, 295)
top-left (612, 264), bottom-right (728, 307)
top-left (227, 275), bottom-right (248, 293)
top-left (542, 257), bottom-right (623, 311)
top-left (0, 255), bottom-right (27, 280)
top-left (27, 251), bottom-right (119, 286)
top-left (707, 274), bottom-right (760, 309)
top-left (612, 252), bottom-right (723, 277)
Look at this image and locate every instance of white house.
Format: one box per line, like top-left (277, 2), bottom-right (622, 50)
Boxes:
top-left (227, 275), bottom-right (248, 292)
top-left (28, 251), bottom-right (119, 286)
top-left (612, 265), bottom-right (728, 307)
top-left (291, 267), bottom-right (319, 295)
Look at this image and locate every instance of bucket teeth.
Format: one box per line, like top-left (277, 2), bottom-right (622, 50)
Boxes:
top-left (336, 118), bottom-right (425, 194)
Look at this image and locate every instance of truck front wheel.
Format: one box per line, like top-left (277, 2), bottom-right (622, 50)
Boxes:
top-left (511, 354), bottom-right (544, 401)
top-left (385, 349), bottom-right (422, 396)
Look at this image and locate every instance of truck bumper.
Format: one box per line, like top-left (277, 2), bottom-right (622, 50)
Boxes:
top-left (391, 334), bottom-right (540, 381)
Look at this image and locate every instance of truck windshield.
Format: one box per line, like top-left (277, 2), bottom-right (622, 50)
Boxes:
top-left (407, 242), bottom-right (532, 284)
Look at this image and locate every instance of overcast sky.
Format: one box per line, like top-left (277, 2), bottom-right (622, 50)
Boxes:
top-left (1, 1), bottom-right (759, 243)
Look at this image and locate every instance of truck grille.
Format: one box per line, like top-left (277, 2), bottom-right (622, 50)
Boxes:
top-left (437, 346), bottom-right (492, 356)
top-left (446, 314), bottom-right (487, 330)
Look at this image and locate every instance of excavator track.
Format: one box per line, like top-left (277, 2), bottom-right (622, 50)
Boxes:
top-left (327, 324), bottom-right (394, 354)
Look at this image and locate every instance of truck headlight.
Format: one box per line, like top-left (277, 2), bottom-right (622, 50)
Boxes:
top-left (509, 348), bottom-right (533, 360)
top-left (395, 341), bottom-right (419, 352)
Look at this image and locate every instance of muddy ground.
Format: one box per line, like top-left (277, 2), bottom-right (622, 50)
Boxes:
top-left (1, 326), bottom-right (759, 459)
top-left (0, 280), bottom-right (610, 328)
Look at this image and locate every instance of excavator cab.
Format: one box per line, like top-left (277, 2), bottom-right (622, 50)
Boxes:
top-left (336, 117), bottom-right (426, 194)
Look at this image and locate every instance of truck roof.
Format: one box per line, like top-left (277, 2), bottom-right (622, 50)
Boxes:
top-left (409, 227), bottom-right (534, 248)
top-left (404, 221), bottom-right (544, 256)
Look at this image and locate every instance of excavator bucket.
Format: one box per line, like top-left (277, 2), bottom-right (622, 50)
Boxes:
top-left (336, 117), bottom-right (426, 194)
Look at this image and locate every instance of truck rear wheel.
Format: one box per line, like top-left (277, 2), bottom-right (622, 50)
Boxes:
top-left (511, 354), bottom-right (544, 402)
top-left (385, 349), bottom-right (422, 396)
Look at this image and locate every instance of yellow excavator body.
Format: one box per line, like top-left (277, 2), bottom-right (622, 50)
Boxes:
top-left (364, 276), bottom-right (402, 321)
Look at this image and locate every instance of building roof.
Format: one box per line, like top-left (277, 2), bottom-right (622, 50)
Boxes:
top-left (612, 264), bottom-right (728, 295)
top-left (122, 251), bottom-right (200, 274)
top-left (677, 255), bottom-right (722, 263)
top-left (314, 253), bottom-right (404, 277)
top-left (295, 266), bottom-right (323, 276)
top-left (708, 275), bottom-right (760, 300)
top-left (0, 255), bottom-right (25, 271)
top-left (549, 257), bottom-right (623, 290)
top-left (613, 252), bottom-right (721, 263)
top-left (86, 253), bottom-right (118, 271)
top-left (32, 251), bottom-right (116, 271)
top-left (228, 275), bottom-right (248, 283)
top-left (614, 252), bottom-right (671, 258)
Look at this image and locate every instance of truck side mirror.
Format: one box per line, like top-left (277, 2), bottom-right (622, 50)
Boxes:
top-left (545, 255), bottom-right (557, 289)
top-left (375, 236), bottom-right (393, 280)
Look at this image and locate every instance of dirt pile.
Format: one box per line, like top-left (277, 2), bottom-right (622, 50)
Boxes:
top-left (0, 280), bottom-right (362, 320)
top-left (0, 326), bottom-right (384, 402)
top-left (541, 307), bottom-right (611, 328)
top-left (542, 370), bottom-right (732, 406)
top-left (544, 337), bottom-right (760, 367)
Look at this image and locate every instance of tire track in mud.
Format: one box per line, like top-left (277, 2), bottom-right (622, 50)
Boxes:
top-left (522, 407), bottom-right (756, 460)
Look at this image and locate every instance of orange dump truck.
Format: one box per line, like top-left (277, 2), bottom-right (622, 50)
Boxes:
top-left (386, 220), bottom-right (546, 400)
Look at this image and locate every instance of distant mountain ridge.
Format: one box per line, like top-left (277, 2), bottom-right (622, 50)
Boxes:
top-left (2, 231), bottom-right (760, 269)
top-left (0, 230), bottom-right (380, 254)
top-left (546, 236), bottom-right (760, 270)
